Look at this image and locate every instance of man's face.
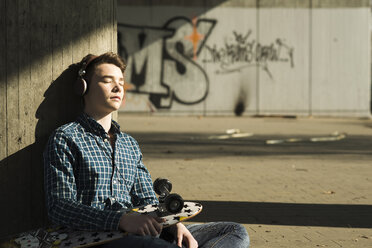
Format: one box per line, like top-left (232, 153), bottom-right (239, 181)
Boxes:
top-left (84, 63), bottom-right (124, 115)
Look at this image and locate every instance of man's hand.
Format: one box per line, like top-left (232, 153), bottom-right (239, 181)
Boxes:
top-left (119, 212), bottom-right (165, 236)
top-left (171, 223), bottom-right (198, 248)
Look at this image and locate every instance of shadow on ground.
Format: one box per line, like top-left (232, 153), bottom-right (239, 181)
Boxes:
top-left (191, 201), bottom-right (372, 228)
top-left (129, 132), bottom-right (372, 159)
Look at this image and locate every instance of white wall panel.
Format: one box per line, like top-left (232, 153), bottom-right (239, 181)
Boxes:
top-left (258, 8), bottom-right (310, 115)
top-left (117, 2), bottom-right (371, 117)
top-left (203, 7), bottom-right (258, 115)
top-left (311, 8), bottom-right (370, 116)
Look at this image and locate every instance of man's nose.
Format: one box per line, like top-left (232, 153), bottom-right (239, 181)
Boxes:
top-left (112, 82), bottom-right (123, 92)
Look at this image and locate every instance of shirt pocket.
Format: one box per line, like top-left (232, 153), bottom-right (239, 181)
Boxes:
top-left (117, 156), bottom-right (137, 190)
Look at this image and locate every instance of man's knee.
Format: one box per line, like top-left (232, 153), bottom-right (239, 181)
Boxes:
top-left (237, 224), bottom-right (250, 247)
top-left (102, 235), bottom-right (178, 248)
top-left (227, 222), bottom-right (250, 247)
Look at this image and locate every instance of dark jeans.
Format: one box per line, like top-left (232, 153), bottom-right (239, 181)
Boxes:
top-left (186, 222), bottom-right (250, 248)
top-left (102, 222), bottom-right (250, 248)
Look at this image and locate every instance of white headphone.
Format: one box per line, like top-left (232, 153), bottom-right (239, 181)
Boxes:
top-left (74, 55), bottom-right (98, 96)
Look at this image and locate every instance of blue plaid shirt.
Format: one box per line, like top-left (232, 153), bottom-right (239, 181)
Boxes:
top-left (44, 113), bottom-right (158, 231)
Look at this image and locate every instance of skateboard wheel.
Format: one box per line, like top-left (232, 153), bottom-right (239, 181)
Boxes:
top-left (154, 178), bottom-right (172, 196)
top-left (165, 193), bottom-right (184, 214)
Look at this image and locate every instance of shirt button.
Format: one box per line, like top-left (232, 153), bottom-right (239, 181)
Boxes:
top-left (104, 138), bottom-right (109, 142)
top-left (112, 197), bottom-right (116, 201)
top-left (113, 180), bottom-right (117, 184)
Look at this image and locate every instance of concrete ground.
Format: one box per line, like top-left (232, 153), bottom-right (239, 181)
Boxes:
top-left (118, 113), bottom-right (372, 248)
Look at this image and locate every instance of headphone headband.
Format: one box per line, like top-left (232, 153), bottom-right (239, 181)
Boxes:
top-left (78, 55), bottom-right (98, 78)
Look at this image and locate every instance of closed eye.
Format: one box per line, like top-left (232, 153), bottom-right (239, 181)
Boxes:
top-left (102, 76), bottom-right (124, 86)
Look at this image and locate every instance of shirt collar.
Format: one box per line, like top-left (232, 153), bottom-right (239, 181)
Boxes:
top-left (111, 119), bottom-right (121, 134)
top-left (78, 112), bottom-right (121, 137)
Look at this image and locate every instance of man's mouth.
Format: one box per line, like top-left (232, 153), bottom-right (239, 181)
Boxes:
top-left (111, 96), bottom-right (121, 101)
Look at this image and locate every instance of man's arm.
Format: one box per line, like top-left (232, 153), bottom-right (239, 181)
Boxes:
top-left (44, 130), bottom-right (122, 231)
top-left (127, 136), bottom-right (159, 206)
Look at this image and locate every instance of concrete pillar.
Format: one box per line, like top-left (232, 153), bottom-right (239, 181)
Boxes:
top-left (0, 0), bottom-right (117, 237)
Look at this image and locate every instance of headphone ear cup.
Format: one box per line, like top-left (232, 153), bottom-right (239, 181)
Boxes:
top-left (81, 78), bottom-right (88, 95)
top-left (74, 77), bottom-right (88, 96)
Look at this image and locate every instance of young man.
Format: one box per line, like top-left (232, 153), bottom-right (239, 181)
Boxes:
top-left (44, 52), bottom-right (249, 248)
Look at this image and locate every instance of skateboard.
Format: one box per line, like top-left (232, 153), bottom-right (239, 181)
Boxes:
top-left (1, 178), bottom-right (202, 248)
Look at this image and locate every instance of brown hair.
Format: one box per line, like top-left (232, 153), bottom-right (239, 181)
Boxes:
top-left (79, 52), bottom-right (126, 83)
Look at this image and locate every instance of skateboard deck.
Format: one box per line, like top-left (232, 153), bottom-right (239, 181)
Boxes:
top-left (2, 202), bottom-right (202, 248)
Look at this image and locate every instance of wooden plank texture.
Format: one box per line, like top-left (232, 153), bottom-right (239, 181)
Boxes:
top-left (6, 0), bottom-right (21, 156)
top-left (0, 0), bottom-right (7, 160)
top-left (0, 0), bottom-right (8, 238)
top-left (97, 0), bottom-right (108, 53)
top-left (3, 0), bottom-right (23, 235)
top-left (18, 0), bottom-right (33, 232)
top-left (0, 0), bottom-right (117, 238)
top-left (62, 0), bottom-right (73, 68)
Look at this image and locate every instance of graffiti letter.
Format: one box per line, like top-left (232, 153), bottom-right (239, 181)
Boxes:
top-left (118, 24), bottom-right (173, 94)
top-left (161, 17), bottom-right (215, 105)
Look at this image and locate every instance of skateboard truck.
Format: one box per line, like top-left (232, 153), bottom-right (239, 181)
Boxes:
top-left (153, 178), bottom-right (184, 215)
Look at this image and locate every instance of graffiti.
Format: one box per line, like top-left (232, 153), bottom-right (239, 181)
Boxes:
top-left (118, 17), bottom-right (216, 109)
top-left (203, 30), bottom-right (294, 79)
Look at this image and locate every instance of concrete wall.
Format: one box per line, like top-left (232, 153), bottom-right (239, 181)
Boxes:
top-left (117, 0), bottom-right (371, 117)
top-left (0, 0), bottom-right (117, 237)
